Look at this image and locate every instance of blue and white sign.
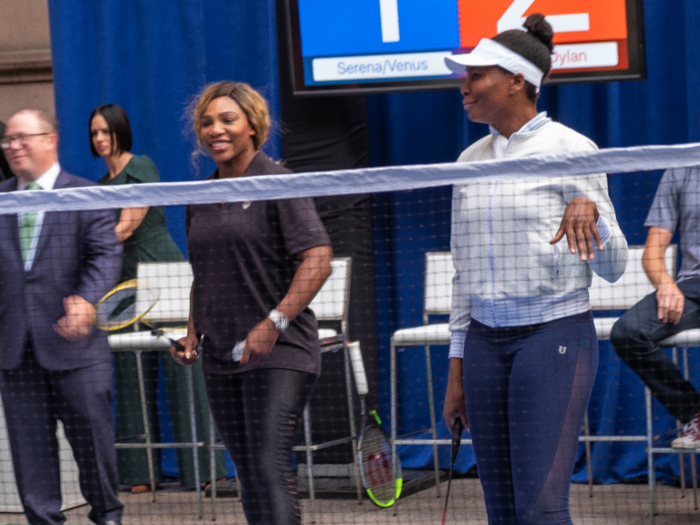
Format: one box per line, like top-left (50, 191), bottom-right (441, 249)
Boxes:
top-left (298, 0), bottom-right (460, 61)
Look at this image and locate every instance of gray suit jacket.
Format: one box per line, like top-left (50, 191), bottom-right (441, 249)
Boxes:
top-left (0, 171), bottom-right (122, 370)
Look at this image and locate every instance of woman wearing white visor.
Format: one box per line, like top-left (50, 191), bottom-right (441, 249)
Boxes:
top-left (442, 14), bottom-right (628, 525)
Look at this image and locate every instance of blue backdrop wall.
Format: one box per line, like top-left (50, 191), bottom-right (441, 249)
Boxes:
top-left (48, 0), bottom-right (700, 483)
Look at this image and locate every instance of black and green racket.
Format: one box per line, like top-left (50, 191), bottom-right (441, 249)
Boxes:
top-left (441, 418), bottom-right (464, 525)
top-left (349, 342), bottom-right (403, 507)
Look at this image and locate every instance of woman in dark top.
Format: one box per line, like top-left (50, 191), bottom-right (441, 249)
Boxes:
top-left (171, 81), bottom-right (332, 525)
top-left (91, 104), bottom-right (227, 492)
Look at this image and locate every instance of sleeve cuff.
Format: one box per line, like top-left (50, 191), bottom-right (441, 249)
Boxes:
top-left (449, 330), bottom-right (467, 359)
top-left (595, 215), bottom-right (612, 248)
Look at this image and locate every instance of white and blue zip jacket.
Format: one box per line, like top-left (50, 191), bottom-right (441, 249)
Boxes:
top-left (449, 113), bottom-right (628, 358)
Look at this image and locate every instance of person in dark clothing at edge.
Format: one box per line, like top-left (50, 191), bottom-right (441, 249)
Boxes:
top-left (0, 121), bottom-right (14, 181)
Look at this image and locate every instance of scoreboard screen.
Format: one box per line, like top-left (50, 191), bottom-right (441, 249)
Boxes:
top-left (279, 0), bottom-right (646, 96)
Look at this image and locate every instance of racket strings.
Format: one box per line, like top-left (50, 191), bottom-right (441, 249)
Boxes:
top-left (360, 427), bottom-right (395, 503)
top-left (97, 288), bottom-right (138, 328)
top-left (95, 280), bottom-right (160, 331)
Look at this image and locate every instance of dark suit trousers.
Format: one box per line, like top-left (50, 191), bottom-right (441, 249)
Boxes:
top-left (0, 348), bottom-right (123, 525)
top-left (611, 277), bottom-right (700, 423)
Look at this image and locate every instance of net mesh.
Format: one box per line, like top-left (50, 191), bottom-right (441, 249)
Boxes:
top-left (0, 155), bottom-right (700, 525)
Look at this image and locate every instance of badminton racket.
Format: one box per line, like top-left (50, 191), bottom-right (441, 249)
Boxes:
top-left (349, 342), bottom-right (403, 507)
top-left (440, 418), bottom-right (464, 525)
top-left (95, 279), bottom-right (185, 352)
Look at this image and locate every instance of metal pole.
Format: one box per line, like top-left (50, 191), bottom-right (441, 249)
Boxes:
top-left (135, 350), bottom-right (157, 502)
top-left (390, 338), bottom-right (399, 516)
top-left (186, 366), bottom-right (203, 519)
top-left (670, 348), bottom-right (687, 498)
top-left (343, 345), bottom-right (363, 504)
top-left (303, 403), bottom-right (315, 522)
top-left (209, 414), bottom-right (217, 521)
top-left (681, 347), bottom-right (698, 509)
top-left (583, 412), bottom-right (594, 497)
top-left (424, 345), bottom-right (441, 498)
top-left (646, 387), bottom-right (656, 524)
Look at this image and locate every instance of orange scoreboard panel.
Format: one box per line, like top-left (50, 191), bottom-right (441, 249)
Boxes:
top-left (458, 0), bottom-right (631, 72)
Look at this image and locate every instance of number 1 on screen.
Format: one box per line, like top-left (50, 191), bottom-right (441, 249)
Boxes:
top-left (380, 0), bottom-right (400, 42)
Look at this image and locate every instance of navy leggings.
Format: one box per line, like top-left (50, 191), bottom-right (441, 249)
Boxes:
top-left (205, 368), bottom-right (316, 525)
top-left (463, 312), bottom-right (598, 525)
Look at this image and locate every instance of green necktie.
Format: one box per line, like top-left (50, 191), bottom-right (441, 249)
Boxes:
top-left (19, 181), bottom-right (42, 263)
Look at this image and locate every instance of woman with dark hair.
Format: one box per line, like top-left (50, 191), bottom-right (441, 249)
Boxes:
top-left (90, 104), bottom-right (227, 492)
top-left (442, 15), bottom-right (628, 524)
top-left (170, 81), bottom-right (332, 525)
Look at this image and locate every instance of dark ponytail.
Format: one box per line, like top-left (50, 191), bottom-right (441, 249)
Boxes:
top-left (491, 13), bottom-right (554, 101)
top-left (522, 13), bottom-right (554, 53)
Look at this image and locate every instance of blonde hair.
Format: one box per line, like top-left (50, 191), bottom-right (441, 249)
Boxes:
top-left (190, 81), bottom-right (270, 150)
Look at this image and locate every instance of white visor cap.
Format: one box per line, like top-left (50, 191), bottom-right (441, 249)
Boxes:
top-left (445, 38), bottom-right (545, 92)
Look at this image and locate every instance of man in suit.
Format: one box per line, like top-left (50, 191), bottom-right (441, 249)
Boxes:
top-left (0, 109), bottom-right (123, 525)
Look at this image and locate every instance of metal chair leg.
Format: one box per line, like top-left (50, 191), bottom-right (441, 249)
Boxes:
top-left (209, 414), bottom-right (217, 521)
top-left (691, 454), bottom-right (698, 511)
top-left (424, 345), bottom-right (441, 498)
top-left (303, 403), bottom-right (315, 523)
top-left (343, 345), bottom-right (363, 504)
top-left (390, 338), bottom-right (399, 516)
top-left (186, 366), bottom-right (203, 519)
top-left (646, 387), bottom-right (656, 524)
top-left (583, 411), bottom-right (593, 497)
top-left (673, 348), bottom-right (686, 496)
top-left (681, 346), bottom-right (699, 510)
top-left (135, 350), bottom-right (157, 502)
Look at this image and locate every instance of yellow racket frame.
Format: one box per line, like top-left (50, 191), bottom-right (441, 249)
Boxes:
top-left (95, 279), bottom-right (159, 331)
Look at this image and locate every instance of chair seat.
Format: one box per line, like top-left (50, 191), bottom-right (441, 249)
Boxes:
top-left (658, 328), bottom-right (700, 347)
top-left (109, 328), bottom-right (339, 350)
top-left (593, 317), bottom-right (700, 347)
top-left (108, 330), bottom-right (188, 350)
top-left (394, 319), bottom-right (617, 347)
top-left (393, 323), bottom-right (450, 347)
top-left (594, 317), bottom-right (616, 341)
top-left (317, 328), bottom-right (338, 340)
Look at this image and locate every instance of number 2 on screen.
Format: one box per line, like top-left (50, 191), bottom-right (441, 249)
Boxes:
top-left (379, 0), bottom-right (400, 43)
top-left (497, 0), bottom-right (590, 34)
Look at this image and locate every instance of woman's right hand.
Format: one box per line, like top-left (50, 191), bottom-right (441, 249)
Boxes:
top-left (444, 358), bottom-right (468, 432)
top-left (170, 332), bottom-right (200, 366)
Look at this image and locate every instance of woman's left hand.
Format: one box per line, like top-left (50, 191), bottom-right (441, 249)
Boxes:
top-left (550, 197), bottom-right (602, 261)
top-left (240, 318), bottom-right (279, 366)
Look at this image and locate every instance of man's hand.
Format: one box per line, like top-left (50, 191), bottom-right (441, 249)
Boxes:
top-left (550, 197), bottom-right (602, 261)
top-left (643, 227), bottom-right (682, 324)
top-left (656, 281), bottom-right (685, 324)
top-left (240, 318), bottom-right (279, 366)
top-left (53, 295), bottom-right (96, 341)
top-left (170, 332), bottom-right (200, 366)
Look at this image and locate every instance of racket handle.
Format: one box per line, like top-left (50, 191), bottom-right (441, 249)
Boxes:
top-left (348, 341), bottom-right (369, 396)
top-left (170, 339), bottom-right (185, 352)
top-left (451, 418), bottom-right (463, 464)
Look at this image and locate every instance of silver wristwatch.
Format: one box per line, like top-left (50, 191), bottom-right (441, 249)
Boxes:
top-left (268, 309), bottom-right (289, 333)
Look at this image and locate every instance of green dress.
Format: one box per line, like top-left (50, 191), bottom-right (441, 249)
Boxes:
top-left (99, 155), bottom-right (227, 487)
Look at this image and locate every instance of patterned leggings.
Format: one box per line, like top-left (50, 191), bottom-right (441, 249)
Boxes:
top-left (205, 368), bottom-right (316, 525)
